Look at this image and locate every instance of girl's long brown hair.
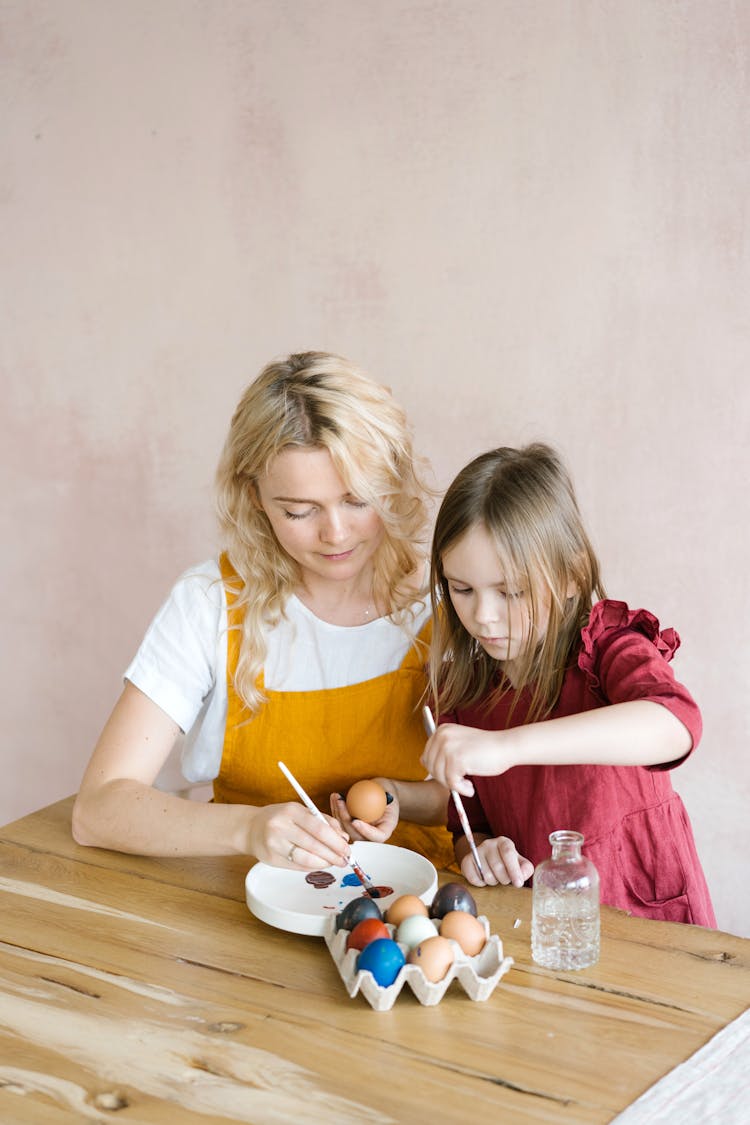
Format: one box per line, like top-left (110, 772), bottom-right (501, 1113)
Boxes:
top-left (429, 443), bottom-right (605, 722)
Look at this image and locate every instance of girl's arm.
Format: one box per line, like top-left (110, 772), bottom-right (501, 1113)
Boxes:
top-left (72, 681), bottom-right (350, 867)
top-left (421, 700), bottom-right (692, 797)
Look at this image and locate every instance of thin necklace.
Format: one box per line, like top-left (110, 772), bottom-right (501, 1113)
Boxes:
top-left (297, 585), bottom-right (377, 625)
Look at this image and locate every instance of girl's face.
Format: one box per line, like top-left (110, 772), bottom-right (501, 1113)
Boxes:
top-left (255, 446), bottom-right (385, 588)
top-left (441, 523), bottom-right (551, 678)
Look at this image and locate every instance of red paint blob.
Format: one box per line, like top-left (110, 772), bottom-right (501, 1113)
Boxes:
top-left (369, 885), bottom-right (394, 899)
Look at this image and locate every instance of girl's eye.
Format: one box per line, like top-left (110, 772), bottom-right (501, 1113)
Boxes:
top-left (345, 498), bottom-right (369, 509)
top-left (283, 508), bottom-right (313, 520)
top-left (449, 584), bottom-right (472, 597)
top-left (503, 589), bottom-right (525, 601)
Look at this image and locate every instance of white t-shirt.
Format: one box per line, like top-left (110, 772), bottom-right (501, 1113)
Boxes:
top-left (125, 560), bottom-right (430, 784)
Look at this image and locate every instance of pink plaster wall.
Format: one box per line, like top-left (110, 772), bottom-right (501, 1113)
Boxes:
top-left (2, 1), bottom-right (748, 935)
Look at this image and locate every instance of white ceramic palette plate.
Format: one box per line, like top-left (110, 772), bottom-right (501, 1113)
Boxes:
top-left (245, 841), bottom-right (438, 936)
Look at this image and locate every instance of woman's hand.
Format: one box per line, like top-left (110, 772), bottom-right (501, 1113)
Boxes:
top-left (421, 723), bottom-right (513, 797)
top-left (247, 801), bottom-right (350, 870)
top-left (329, 781), bottom-right (399, 844)
top-left (458, 833), bottom-right (534, 888)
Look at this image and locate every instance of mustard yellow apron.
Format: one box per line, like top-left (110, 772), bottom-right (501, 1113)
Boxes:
top-left (214, 555), bottom-right (454, 869)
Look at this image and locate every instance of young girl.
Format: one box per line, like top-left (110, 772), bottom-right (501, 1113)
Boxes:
top-left (421, 443), bottom-right (716, 926)
top-left (73, 351), bottom-right (453, 871)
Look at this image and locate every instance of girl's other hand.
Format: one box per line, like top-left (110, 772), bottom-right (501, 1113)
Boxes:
top-left (461, 835), bottom-right (534, 888)
top-left (248, 801), bottom-right (350, 870)
top-left (421, 723), bottom-right (511, 797)
top-left (329, 785), bottom-right (399, 844)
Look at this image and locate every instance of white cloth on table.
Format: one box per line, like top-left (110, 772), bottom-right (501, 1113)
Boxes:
top-left (610, 1007), bottom-right (750, 1124)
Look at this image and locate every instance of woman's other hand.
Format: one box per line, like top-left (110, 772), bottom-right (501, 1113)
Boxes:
top-left (329, 781), bottom-right (399, 844)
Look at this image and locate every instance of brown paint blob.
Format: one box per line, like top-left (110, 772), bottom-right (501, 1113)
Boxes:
top-left (305, 871), bottom-right (336, 889)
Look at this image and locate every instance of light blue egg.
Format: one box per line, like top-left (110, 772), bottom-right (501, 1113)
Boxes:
top-left (396, 914), bottom-right (439, 951)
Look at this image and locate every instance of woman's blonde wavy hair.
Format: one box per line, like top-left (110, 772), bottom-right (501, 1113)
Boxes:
top-left (215, 351), bottom-right (433, 713)
top-left (430, 443), bottom-right (605, 723)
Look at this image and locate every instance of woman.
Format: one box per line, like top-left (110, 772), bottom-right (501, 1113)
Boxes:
top-left (73, 351), bottom-right (454, 871)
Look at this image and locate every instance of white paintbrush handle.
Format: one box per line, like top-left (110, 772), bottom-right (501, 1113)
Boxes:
top-left (422, 708), bottom-right (486, 882)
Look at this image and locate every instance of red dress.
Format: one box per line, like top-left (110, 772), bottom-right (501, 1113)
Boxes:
top-left (446, 600), bottom-right (716, 927)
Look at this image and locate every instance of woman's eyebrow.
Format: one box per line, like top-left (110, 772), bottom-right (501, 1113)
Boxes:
top-left (271, 491), bottom-right (356, 503)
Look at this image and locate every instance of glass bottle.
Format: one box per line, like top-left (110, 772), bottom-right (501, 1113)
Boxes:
top-left (531, 830), bottom-right (600, 970)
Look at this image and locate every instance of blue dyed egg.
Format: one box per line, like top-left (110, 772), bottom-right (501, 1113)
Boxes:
top-left (335, 896), bottom-right (383, 932)
top-left (356, 938), bottom-right (406, 987)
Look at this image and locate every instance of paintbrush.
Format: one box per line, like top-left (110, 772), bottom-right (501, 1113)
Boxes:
top-left (277, 761), bottom-right (378, 897)
top-left (422, 706), bottom-right (487, 883)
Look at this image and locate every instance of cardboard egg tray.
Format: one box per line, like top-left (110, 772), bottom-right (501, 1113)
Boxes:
top-left (323, 914), bottom-right (513, 1011)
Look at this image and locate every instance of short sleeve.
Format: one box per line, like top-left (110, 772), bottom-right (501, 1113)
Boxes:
top-left (578, 600), bottom-right (702, 766)
top-left (124, 561), bottom-right (226, 733)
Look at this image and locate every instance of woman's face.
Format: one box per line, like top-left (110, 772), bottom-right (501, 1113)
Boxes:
top-left (441, 522), bottom-right (551, 678)
top-left (255, 446), bottom-right (385, 587)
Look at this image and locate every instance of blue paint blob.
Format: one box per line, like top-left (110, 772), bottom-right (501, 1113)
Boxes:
top-left (341, 873), bottom-right (364, 887)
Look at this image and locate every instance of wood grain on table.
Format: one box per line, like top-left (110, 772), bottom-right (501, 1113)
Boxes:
top-left (1, 797), bottom-right (747, 1124)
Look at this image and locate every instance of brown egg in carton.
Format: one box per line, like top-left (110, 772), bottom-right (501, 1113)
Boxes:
top-left (323, 914), bottom-right (513, 1011)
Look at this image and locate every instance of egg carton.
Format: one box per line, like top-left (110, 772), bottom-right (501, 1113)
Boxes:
top-left (323, 914), bottom-right (513, 1011)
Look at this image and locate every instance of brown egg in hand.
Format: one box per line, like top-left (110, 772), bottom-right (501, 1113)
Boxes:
top-left (345, 779), bottom-right (388, 824)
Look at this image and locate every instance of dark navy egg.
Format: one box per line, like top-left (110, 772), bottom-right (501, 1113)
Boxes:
top-left (335, 895), bottom-right (383, 932)
top-left (429, 882), bottom-right (478, 919)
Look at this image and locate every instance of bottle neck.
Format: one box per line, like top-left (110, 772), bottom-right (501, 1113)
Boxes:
top-left (549, 829), bottom-right (584, 861)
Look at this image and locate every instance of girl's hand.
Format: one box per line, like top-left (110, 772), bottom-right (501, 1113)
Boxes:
top-left (460, 835), bottom-right (534, 888)
top-left (329, 783), bottom-right (399, 844)
top-left (421, 723), bottom-right (512, 797)
top-left (247, 801), bottom-right (350, 870)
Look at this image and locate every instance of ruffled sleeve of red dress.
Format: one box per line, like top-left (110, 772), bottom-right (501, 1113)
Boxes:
top-left (577, 599), bottom-right (702, 768)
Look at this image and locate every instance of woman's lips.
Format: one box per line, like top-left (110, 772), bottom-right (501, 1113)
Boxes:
top-left (321, 548), bottom-right (356, 561)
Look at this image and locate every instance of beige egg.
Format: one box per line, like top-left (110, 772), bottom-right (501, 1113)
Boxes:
top-left (407, 935), bottom-right (455, 982)
top-left (439, 910), bottom-right (487, 956)
top-left (386, 894), bottom-right (429, 926)
top-left (345, 780), bottom-right (388, 824)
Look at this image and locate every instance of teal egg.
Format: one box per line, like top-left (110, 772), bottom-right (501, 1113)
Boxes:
top-left (356, 938), bottom-right (406, 987)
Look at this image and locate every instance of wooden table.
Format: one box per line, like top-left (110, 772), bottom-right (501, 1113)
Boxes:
top-left (1, 797), bottom-right (748, 1124)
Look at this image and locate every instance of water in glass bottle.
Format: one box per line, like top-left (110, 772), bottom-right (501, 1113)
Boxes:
top-left (532, 830), bottom-right (600, 970)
